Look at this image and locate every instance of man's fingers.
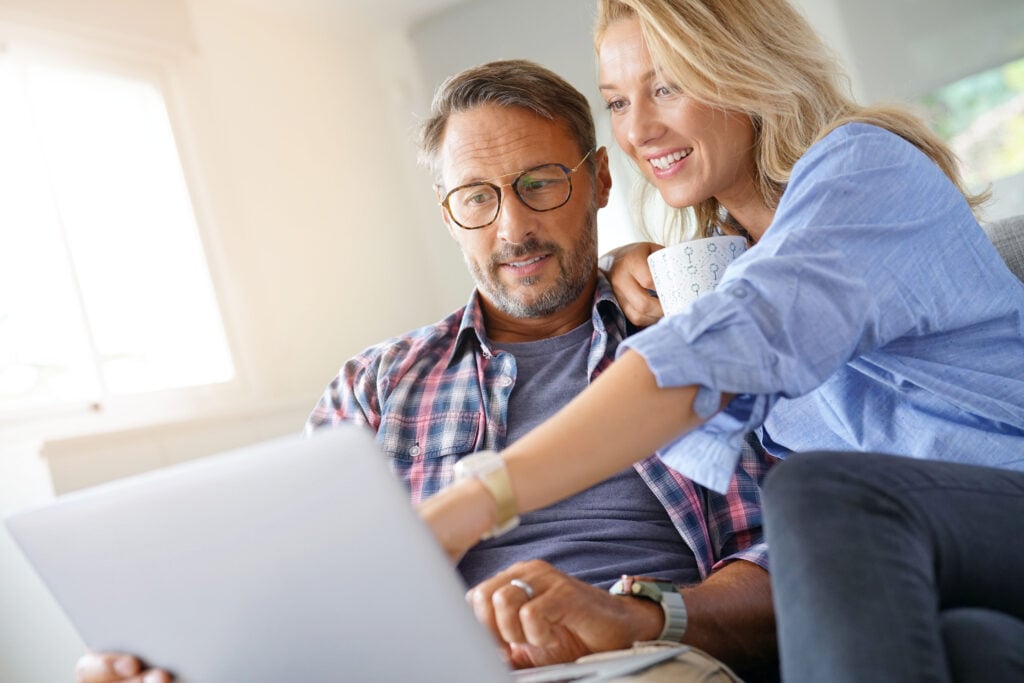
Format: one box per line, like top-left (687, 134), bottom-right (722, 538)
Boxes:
top-left (75, 653), bottom-right (138, 683)
top-left (492, 581), bottom-right (533, 645)
top-left (518, 582), bottom-right (580, 648)
top-left (74, 653), bottom-right (171, 683)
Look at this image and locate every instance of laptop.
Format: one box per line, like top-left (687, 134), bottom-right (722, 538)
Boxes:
top-left (5, 426), bottom-right (685, 682)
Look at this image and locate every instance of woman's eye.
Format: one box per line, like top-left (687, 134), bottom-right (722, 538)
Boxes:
top-left (605, 99), bottom-right (627, 112)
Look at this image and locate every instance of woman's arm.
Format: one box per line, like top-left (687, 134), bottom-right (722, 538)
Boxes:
top-left (420, 350), bottom-right (728, 560)
top-left (504, 349), bottom-right (705, 510)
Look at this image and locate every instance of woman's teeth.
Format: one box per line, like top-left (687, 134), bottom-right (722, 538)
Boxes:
top-left (650, 149), bottom-right (691, 170)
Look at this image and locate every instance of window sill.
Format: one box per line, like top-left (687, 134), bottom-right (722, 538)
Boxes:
top-left (10, 396), bottom-right (313, 495)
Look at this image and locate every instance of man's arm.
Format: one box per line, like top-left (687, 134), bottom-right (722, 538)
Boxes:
top-left (304, 354), bottom-right (381, 434)
top-left (679, 560), bottom-right (776, 673)
top-left (466, 558), bottom-right (773, 672)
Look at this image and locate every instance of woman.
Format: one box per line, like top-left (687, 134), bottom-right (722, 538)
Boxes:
top-left (421, 0), bottom-right (1024, 681)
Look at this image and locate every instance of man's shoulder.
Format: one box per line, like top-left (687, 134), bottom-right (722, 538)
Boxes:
top-left (348, 305), bottom-right (469, 372)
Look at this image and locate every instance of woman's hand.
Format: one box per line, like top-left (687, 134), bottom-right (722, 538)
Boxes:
top-left (601, 242), bottom-right (665, 327)
top-left (417, 478), bottom-right (497, 563)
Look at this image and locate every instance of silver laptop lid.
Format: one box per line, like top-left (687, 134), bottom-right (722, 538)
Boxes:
top-left (5, 426), bottom-right (512, 683)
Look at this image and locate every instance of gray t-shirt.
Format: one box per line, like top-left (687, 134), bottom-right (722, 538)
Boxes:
top-left (457, 322), bottom-right (699, 589)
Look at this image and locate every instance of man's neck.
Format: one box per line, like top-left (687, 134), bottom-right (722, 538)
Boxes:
top-left (482, 279), bottom-right (597, 343)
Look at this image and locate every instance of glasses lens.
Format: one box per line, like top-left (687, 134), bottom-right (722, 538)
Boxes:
top-left (514, 165), bottom-right (571, 211)
top-left (447, 183), bottom-right (500, 229)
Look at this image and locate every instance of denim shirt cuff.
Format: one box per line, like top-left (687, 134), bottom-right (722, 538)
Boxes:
top-left (656, 393), bottom-right (770, 493)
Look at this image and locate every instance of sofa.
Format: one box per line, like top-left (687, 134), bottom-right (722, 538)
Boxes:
top-left (984, 214), bottom-right (1024, 283)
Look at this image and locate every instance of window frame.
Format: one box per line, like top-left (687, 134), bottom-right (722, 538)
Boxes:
top-left (0, 28), bottom-right (248, 437)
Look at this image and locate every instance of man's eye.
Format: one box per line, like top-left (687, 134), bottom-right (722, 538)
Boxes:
top-left (520, 178), bottom-right (554, 192)
top-left (458, 187), bottom-right (495, 206)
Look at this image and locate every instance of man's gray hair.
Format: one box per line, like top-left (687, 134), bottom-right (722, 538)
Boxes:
top-left (418, 59), bottom-right (597, 187)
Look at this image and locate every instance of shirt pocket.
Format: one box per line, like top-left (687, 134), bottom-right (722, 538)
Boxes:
top-left (377, 410), bottom-right (480, 463)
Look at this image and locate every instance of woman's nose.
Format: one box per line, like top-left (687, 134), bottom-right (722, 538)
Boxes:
top-left (625, 100), bottom-right (664, 148)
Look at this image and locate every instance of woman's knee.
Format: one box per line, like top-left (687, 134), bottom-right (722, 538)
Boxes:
top-left (763, 451), bottom-right (859, 508)
top-left (941, 607), bottom-right (1024, 682)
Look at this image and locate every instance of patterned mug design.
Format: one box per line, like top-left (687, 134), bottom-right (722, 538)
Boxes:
top-left (647, 236), bottom-right (747, 315)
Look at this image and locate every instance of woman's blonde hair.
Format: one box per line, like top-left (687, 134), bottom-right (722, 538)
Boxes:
top-left (595, 0), bottom-right (988, 242)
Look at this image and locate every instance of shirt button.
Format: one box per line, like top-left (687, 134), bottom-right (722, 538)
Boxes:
top-left (499, 375), bottom-right (513, 387)
top-left (409, 444), bottom-right (421, 457)
top-left (730, 285), bottom-right (748, 298)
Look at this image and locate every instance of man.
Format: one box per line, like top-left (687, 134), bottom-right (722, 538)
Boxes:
top-left (76, 60), bottom-right (777, 683)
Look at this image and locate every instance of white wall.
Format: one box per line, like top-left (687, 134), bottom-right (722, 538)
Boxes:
top-left (832, 0), bottom-right (1024, 102)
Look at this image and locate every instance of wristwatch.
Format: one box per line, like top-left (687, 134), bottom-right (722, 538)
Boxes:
top-left (453, 451), bottom-right (520, 539)
top-left (609, 575), bottom-right (688, 642)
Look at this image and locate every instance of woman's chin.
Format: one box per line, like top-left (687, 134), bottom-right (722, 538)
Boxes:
top-left (654, 185), bottom-right (703, 210)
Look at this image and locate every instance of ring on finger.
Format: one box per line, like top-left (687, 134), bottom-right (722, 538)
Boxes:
top-left (509, 578), bottom-right (535, 600)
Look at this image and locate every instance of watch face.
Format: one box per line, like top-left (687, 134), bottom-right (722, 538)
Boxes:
top-left (454, 451), bottom-right (502, 479)
top-left (610, 576), bottom-right (688, 642)
top-left (610, 576), bottom-right (667, 602)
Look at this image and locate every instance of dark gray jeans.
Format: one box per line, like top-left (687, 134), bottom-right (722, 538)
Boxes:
top-left (763, 451), bottom-right (1024, 683)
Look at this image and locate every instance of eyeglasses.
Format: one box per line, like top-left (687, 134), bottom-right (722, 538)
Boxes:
top-left (439, 149), bottom-right (595, 230)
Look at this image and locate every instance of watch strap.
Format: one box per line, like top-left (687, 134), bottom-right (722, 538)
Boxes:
top-left (454, 451), bottom-right (519, 539)
top-left (477, 462), bottom-right (518, 539)
top-left (657, 585), bottom-right (688, 642)
top-left (609, 575), bottom-right (688, 642)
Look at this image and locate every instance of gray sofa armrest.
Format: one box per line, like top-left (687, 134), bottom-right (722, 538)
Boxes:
top-left (983, 215), bottom-right (1024, 283)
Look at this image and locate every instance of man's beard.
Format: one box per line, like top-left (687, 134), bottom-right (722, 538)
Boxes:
top-left (466, 208), bottom-right (598, 319)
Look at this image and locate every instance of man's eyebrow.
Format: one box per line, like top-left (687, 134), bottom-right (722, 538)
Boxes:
top-left (454, 161), bottom-right (557, 188)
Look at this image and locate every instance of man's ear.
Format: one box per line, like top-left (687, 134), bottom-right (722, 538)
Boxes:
top-left (435, 186), bottom-right (459, 241)
top-left (593, 146), bottom-right (613, 209)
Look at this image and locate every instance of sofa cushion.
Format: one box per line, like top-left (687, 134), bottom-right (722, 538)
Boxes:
top-left (983, 215), bottom-right (1024, 283)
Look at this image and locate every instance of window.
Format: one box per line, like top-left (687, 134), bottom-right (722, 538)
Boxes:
top-left (0, 46), bottom-right (234, 417)
top-left (922, 56), bottom-right (1024, 189)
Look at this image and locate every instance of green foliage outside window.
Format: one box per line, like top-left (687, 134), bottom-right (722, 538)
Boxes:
top-left (922, 57), bottom-right (1024, 187)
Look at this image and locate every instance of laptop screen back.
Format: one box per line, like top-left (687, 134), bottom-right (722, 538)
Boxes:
top-left (5, 427), bottom-right (512, 682)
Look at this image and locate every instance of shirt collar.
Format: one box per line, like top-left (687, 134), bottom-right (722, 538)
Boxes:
top-left (446, 272), bottom-right (627, 367)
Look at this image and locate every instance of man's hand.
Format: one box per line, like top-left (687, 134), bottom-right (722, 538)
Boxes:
top-left (601, 241), bottom-right (665, 327)
top-left (467, 560), bottom-right (663, 669)
top-left (74, 653), bottom-right (171, 683)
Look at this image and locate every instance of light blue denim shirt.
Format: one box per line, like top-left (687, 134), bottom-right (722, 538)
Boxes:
top-left (623, 123), bottom-right (1024, 493)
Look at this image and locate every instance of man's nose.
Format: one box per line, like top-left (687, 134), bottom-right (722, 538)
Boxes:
top-left (494, 191), bottom-right (537, 244)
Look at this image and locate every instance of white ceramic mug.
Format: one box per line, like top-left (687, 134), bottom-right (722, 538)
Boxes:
top-left (647, 236), bottom-right (747, 315)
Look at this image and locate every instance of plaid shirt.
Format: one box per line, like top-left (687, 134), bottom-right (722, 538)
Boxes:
top-left (306, 274), bottom-right (775, 578)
